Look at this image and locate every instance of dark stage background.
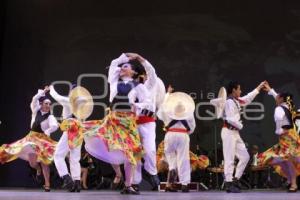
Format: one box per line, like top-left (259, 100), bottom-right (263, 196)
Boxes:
top-left (1, 0), bottom-right (300, 187)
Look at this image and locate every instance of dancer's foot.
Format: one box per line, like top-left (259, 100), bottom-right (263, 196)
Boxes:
top-left (181, 185), bottom-right (189, 193)
top-left (62, 174), bottom-right (74, 190)
top-left (165, 185), bottom-right (178, 192)
top-left (111, 176), bottom-right (124, 190)
top-left (120, 186), bottom-right (140, 195)
top-left (43, 185), bottom-right (51, 192)
top-left (288, 185), bottom-right (298, 193)
top-left (132, 184), bottom-right (140, 192)
top-left (70, 180), bottom-right (81, 192)
top-left (36, 168), bottom-right (43, 185)
top-left (225, 182), bottom-right (240, 193)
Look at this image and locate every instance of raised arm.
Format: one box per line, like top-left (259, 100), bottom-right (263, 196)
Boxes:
top-left (142, 60), bottom-right (157, 90)
top-left (108, 53), bottom-right (129, 102)
top-left (108, 53), bottom-right (129, 84)
top-left (30, 87), bottom-right (48, 113)
top-left (125, 53), bottom-right (158, 90)
top-left (239, 81), bottom-right (265, 106)
top-left (263, 81), bottom-right (278, 100)
top-left (156, 86), bottom-right (173, 124)
top-left (49, 85), bottom-right (70, 105)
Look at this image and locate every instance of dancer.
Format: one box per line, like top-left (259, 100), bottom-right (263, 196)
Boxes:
top-left (157, 86), bottom-right (196, 193)
top-left (60, 53), bottom-right (145, 195)
top-left (49, 84), bottom-right (83, 192)
top-left (221, 81), bottom-right (265, 193)
top-left (124, 53), bottom-right (162, 191)
top-left (156, 141), bottom-right (210, 173)
top-left (258, 82), bottom-right (300, 192)
top-left (0, 86), bottom-right (58, 192)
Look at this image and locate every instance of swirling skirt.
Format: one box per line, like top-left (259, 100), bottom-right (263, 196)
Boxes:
top-left (0, 131), bottom-right (57, 165)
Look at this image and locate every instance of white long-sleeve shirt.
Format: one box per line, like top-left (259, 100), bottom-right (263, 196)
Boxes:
top-left (157, 93), bottom-right (196, 134)
top-left (108, 54), bottom-right (155, 113)
top-left (49, 85), bottom-right (72, 119)
top-left (223, 89), bottom-right (259, 130)
top-left (139, 60), bottom-right (158, 113)
top-left (268, 89), bottom-right (291, 135)
top-left (30, 90), bottom-right (59, 136)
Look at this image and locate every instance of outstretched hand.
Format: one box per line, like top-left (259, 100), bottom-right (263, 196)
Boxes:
top-left (256, 81), bottom-right (267, 92)
top-left (262, 81), bottom-right (272, 92)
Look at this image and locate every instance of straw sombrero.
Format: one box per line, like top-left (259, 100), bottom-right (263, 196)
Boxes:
top-left (162, 92), bottom-right (195, 120)
top-left (69, 86), bottom-right (94, 120)
top-left (209, 87), bottom-right (227, 119)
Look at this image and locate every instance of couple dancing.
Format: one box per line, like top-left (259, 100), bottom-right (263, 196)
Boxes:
top-left (212, 80), bottom-right (300, 193)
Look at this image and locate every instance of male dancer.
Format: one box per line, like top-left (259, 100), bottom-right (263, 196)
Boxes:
top-left (49, 85), bottom-right (82, 192)
top-left (125, 53), bottom-right (161, 191)
top-left (222, 81), bottom-right (265, 193)
top-left (157, 86), bottom-right (196, 193)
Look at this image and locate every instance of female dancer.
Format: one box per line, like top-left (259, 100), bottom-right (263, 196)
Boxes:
top-left (0, 86), bottom-right (58, 191)
top-left (61, 53), bottom-right (145, 195)
top-left (258, 82), bottom-right (300, 192)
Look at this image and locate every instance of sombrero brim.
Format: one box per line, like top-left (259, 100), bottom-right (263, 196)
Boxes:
top-left (69, 86), bottom-right (94, 120)
top-left (162, 92), bottom-right (195, 120)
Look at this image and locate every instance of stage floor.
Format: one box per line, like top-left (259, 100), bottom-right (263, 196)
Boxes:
top-left (0, 189), bottom-right (298, 200)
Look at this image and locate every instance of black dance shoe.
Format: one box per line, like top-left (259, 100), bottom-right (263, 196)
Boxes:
top-left (225, 182), bottom-right (240, 193)
top-left (70, 180), bottom-right (81, 192)
top-left (62, 174), bottom-right (74, 190)
top-left (111, 177), bottom-right (124, 190)
top-left (120, 186), bottom-right (140, 195)
top-left (181, 185), bottom-right (189, 193)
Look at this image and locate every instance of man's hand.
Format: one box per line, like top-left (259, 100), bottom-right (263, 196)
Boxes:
top-left (167, 85), bottom-right (174, 93)
top-left (256, 81), bottom-right (266, 92)
top-left (44, 85), bottom-right (50, 93)
top-left (262, 81), bottom-right (272, 92)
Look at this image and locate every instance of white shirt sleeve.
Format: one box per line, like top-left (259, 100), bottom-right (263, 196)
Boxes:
top-left (274, 106), bottom-right (286, 135)
top-left (268, 88), bottom-right (278, 99)
top-left (43, 115), bottom-right (59, 136)
top-left (224, 99), bottom-right (243, 130)
top-left (130, 84), bottom-right (152, 112)
top-left (108, 53), bottom-right (129, 102)
top-left (49, 85), bottom-right (70, 105)
top-left (156, 93), bottom-right (171, 124)
top-left (238, 88), bottom-right (260, 106)
top-left (142, 60), bottom-right (158, 91)
top-left (30, 89), bottom-right (45, 114)
top-left (187, 115), bottom-right (196, 134)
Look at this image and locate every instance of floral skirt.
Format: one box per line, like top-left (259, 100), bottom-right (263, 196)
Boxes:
top-left (156, 141), bottom-right (210, 173)
top-left (258, 128), bottom-right (300, 177)
top-left (0, 131), bottom-right (57, 165)
top-left (61, 111), bottom-right (143, 165)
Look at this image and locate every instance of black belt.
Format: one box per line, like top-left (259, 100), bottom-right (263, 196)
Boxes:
top-left (141, 109), bottom-right (155, 117)
top-left (223, 120), bottom-right (239, 131)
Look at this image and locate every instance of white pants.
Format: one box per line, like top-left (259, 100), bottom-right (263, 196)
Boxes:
top-left (133, 122), bottom-right (157, 184)
top-left (221, 128), bottom-right (250, 182)
top-left (164, 132), bottom-right (190, 185)
top-left (54, 133), bottom-right (82, 180)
